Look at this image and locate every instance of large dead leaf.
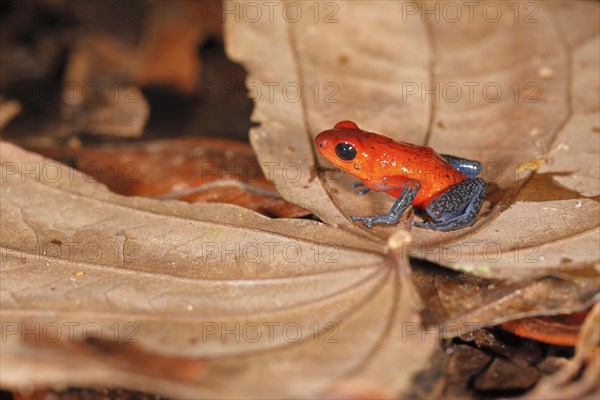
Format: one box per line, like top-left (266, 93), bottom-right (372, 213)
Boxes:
top-left (0, 142), bottom-right (433, 398)
top-left (225, 0), bottom-right (600, 279)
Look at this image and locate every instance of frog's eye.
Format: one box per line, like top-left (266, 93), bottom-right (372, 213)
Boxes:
top-left (335, 142), bottom-right (357, 161)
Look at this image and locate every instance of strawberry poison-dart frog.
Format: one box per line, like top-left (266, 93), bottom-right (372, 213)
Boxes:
top-left (315, 121), bottom-right (487, 231)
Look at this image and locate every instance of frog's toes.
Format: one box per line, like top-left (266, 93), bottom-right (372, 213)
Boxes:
top-left (350, 215), bottom-right (387, 229)
top-left (350, 216), bottom-right (378, 228)
top-left (411, 220), bottom-right (433, 229)
top-left (349, 182), bottom-right (371, 196)
top-left (352, 215), bottom-right (400, 228)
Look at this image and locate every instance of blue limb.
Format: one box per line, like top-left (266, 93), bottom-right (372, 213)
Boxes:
top-left (350, 181), bottom-right (371, 195)
top-left (440, 154), bottom-right (482, 180)
top-left (351, 182), bottom-right (421, 228)
top-left (411, 178), bottom-right (486, 231)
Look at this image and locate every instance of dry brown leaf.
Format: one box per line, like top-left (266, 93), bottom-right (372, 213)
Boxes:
top-left (56, 1), bottom-right (224, 138)
top-left (133, 1), bottom-right (222, 94)
top-left (226, 0), bottom-right (600, 279)
top-left (0, 142), bottom-right (434, 398)
top-left (30, 138), bottom-right (310, 218)
top-left (411, 261), bottom-right (599, 339)
top-left (61, 36), bottom-right (149, 138)
top-left (0, 98), bottom-right (21, 131)
top-left (501, 310), bottom-right (590, 346)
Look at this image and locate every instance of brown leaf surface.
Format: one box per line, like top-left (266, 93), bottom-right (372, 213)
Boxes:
top-left (30, 138), bottom-right (309, 218)
top-left (225, 0), bottom-right (600, 279)
top-left (0, 142), bottom-right (434, 398)
top-left (411, 261), bottom-right (599, 339)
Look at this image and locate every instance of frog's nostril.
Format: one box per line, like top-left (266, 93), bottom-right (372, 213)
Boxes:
top-left (319, 143), bottom-right (323, 147)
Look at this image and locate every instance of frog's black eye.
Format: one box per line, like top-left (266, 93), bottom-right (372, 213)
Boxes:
top-left (335, 142), bottom-right (357, 161)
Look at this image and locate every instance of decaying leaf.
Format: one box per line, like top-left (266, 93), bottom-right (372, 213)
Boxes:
top-left (410, 325), bottom-right (579, 398)
top-left (38, 1), bottom-right (224, 139)
top-left (410, 261), bottom-right (599, 339)
top-left (226, 0), bottom-right (600, 279)
top-left (61, 36), bottom-right (149, 138)
top-left (501, 311), bottom-right (589, 347)
top-left (0, 142), bottom-right (434, 398)
top-left (30, 138), bottom-right (309, 218)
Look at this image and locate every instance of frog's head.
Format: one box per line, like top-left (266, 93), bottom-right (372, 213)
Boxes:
top-left (315, 121), bottom-right (374, 179)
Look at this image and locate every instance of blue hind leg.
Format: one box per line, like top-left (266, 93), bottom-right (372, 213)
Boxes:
top-left (411, 178), bottom-right (486, 231)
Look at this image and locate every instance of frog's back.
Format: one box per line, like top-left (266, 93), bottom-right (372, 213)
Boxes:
top-left (366, 136), bottom-right (467, 207)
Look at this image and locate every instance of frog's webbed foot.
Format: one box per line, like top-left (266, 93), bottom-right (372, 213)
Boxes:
top-left (412, 178), bottom-right (486, 232)
top-left (351, 181), bottom-right (420, 228)
top-left (411, 217), bottom-right (477, 232)
top-left (411, 219), bottom-right (462, 232)
top-left (350, 181), bottom-right (371, 195)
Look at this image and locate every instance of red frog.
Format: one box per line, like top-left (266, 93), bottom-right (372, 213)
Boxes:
top-left (315, 121), bottom-right (486, 231)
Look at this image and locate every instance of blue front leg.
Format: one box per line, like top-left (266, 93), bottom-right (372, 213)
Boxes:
top-left (351, 181), bottom-right (421, 228)
top-left (350, 182), bottom-right (371, 195)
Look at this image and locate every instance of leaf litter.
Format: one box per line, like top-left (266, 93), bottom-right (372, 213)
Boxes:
top-left (1, 0), bottom-right (599, 398)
